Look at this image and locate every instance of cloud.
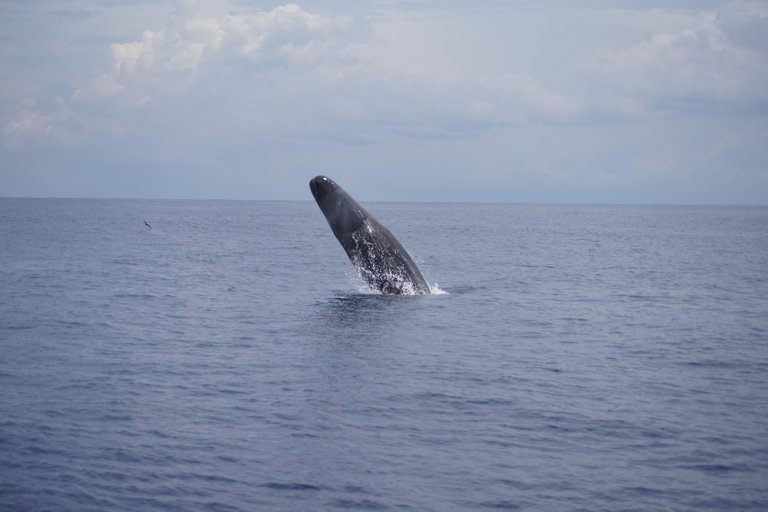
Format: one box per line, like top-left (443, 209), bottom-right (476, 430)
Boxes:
top-left (580, 1), bottom-right (768, 114)
top-left (1, 95), bottom-right (79, 149)
top-left (61, 0), bottom-right (575, 145)
top-left (2, 0), bottom-right (766, 203)
top-left (63, 1), bottom-right (357, 128)
top-left (2, 100), bottom-right (54, 148)
top-left (470, 73), bottom-right (573, 124)
top-left (717, 0), bottom-right (768, 49)
top-left (110, 30), bottom-right (165, 74)
top-left (108, 3), bottom-right (352, 81)
top-left (71, 73), bottom-right (124, 99)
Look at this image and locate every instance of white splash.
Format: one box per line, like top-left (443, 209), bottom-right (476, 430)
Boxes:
top-left (429, 282), bottom-right (448, 295)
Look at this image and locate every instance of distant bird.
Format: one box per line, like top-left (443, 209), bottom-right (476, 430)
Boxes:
top-left (144, 221), bottom-right (151, 229)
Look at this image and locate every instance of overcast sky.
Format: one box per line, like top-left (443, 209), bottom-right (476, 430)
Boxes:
top-left (1, 0), bottom-right (767, 203)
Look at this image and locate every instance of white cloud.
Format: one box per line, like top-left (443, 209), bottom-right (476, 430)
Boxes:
top-left (579, 1), bottom-right (768, 114)
top-left (64, 0), bottom-right (575, 140)
top-left (2, 0), bottom-right (766, 203)
top-left (472, 73), bottom-right (573, 123)
top-left (111, 30), bottom-right (163, 74)
top-left (75, 1), bottom-right (767, 142)
top-left (2, 103), bottom-right (53, 148)
top-left (1, 96), bottom-right (77, 149)
top-left (717, 0), bottom-right (768, 49)
top-left (71, 73), bottom-right (124, 100)
top-left (109, 3), bottom-right (353, 77)
top-left (184, 17), bottom-right (226, 51)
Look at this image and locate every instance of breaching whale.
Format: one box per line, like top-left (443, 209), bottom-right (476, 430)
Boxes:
top-left (310, 175), bottom-right (430, 295)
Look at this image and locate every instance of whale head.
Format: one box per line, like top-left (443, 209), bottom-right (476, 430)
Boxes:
top-left (310, 176), bottom-right (367, 244)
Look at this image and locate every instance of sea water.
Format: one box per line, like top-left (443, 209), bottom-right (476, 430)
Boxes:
top-left (1, 198), bottom-right (767, 511)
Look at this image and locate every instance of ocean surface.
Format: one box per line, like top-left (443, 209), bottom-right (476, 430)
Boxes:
top-left (1, 198), bottom-right (767, 512)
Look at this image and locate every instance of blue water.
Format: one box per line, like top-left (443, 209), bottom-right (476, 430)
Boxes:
top-left (1, 198), bottom-right (767, 511)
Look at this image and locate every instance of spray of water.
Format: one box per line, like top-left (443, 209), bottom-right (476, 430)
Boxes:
top-left (344, 260), bottom-right (447, 295)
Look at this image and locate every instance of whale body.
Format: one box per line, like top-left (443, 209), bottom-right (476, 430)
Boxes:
top-left (310, 175), bottom-right (430, 295)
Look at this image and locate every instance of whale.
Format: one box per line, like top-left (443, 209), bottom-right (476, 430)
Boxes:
top-left (310, 175), bottom-right (430, 295)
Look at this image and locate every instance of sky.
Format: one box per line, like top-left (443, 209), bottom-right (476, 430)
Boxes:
top-left (1, 0), bottom-right (767, 204)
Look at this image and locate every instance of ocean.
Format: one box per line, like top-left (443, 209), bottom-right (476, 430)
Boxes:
top-left (1, 198), bottom-right (767, 511)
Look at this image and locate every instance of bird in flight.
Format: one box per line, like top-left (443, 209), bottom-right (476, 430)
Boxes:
top-left (144, 221), bottom-right (151, 229)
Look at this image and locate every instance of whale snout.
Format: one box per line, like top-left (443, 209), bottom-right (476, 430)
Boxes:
top-left (309, 175), bottom-right (333, 200)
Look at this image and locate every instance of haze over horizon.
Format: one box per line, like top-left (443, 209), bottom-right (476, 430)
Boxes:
top-left (1, 0), bottom-right (767, 204)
